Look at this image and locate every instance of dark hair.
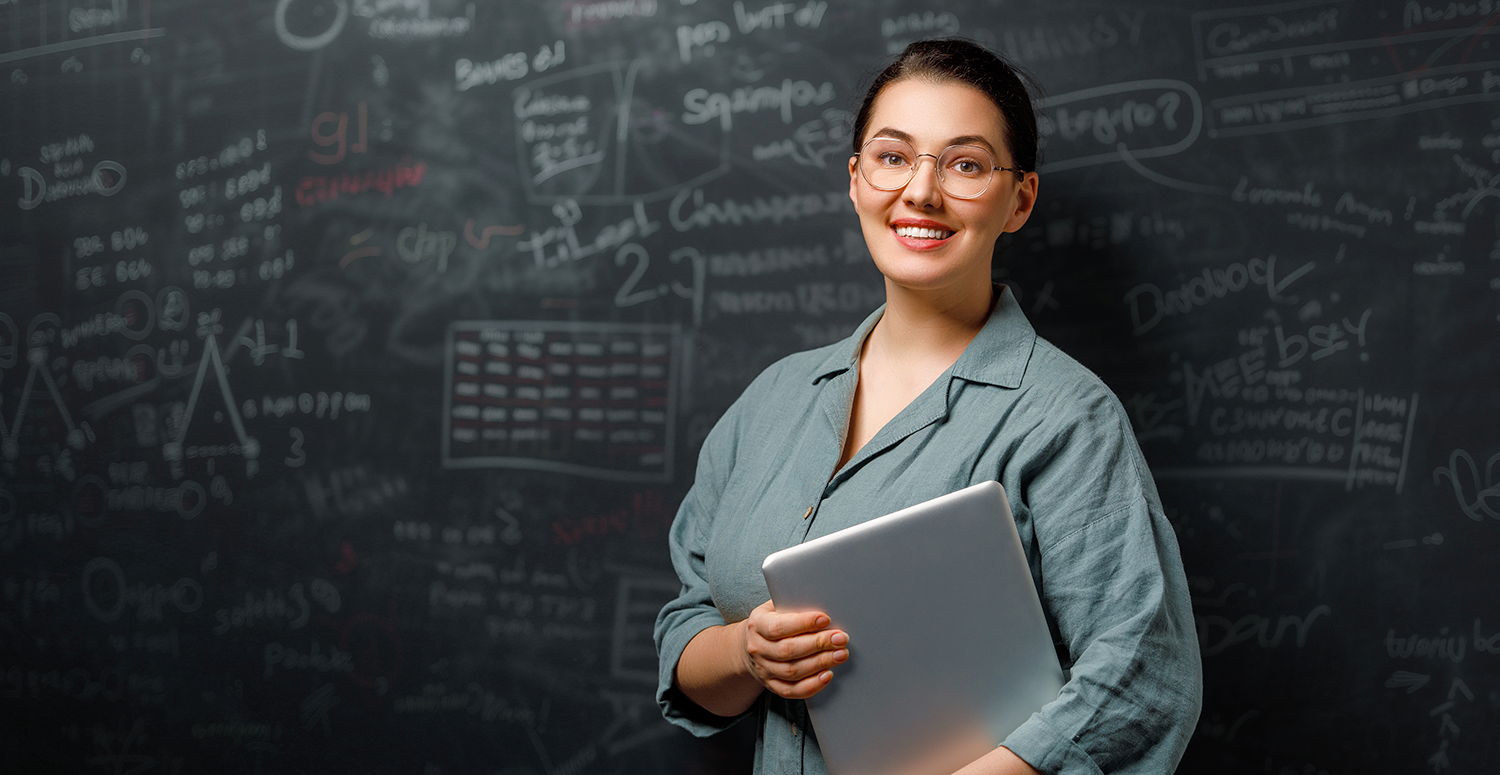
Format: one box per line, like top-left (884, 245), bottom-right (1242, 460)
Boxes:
top-left (852, 39), bottom-right (1041, 173)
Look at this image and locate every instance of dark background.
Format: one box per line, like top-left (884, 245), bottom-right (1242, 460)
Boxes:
top-left (2, 1), bottom-right (1498, 773)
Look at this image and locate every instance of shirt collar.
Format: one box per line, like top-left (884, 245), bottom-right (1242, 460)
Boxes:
top-left (810, 284), bottom-right (1037, 389)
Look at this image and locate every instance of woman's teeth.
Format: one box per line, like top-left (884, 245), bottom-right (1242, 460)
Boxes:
top-left (894, 226), bottom-right (953, 240)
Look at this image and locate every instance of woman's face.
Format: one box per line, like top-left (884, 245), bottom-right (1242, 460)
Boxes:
top-left (848, 78), bottom-right (1039, 298)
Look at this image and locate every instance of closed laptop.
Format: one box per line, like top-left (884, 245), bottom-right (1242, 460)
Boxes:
top-left (761, 481), bottom-right (1065, 775)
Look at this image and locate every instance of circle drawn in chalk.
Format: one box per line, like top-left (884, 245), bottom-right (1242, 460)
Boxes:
top-left (115, 290), bottom-right (155, 340)
top-left (177, 479), bottom-right (206, 520)
top-left (92, 160), bottom-right (127, 195)
top-left (275, 0), bottom-right (348, 51)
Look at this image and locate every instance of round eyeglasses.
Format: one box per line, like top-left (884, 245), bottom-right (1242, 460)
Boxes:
top-left (854, 137), bottom-right (1022, 199)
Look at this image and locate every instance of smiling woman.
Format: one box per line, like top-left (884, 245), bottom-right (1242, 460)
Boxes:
top-left (656, 39), bottom-right (1202, 775)
top-left (847, 79), bottom-right (1032, 316)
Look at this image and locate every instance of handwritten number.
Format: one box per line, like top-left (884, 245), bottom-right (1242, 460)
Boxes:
top-left (614, 243), bottom-right (656, 307)
top-left (669, 247), bottom-right (706, 326)
top-left (285, 427), bottom-right (306, 468)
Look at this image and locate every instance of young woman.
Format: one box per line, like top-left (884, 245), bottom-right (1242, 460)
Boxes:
top-left (655, 39), bottom-right (1202, 774)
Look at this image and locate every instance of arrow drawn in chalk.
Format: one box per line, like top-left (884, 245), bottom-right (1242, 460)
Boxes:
top-left (465, 219), bottom-right (525, 249)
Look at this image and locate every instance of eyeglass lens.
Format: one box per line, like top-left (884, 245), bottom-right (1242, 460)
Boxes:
top-left (858, 138), bottom-right (997, 198)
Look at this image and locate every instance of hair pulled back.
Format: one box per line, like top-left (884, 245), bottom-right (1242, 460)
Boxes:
top-left (852, 39), bottom-right (1042, 174)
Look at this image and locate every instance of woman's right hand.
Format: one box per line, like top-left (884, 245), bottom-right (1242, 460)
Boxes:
top-left (737, 599), bottom-right (849, 699)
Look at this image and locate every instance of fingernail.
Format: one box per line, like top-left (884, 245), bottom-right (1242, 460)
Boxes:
top-left (820, 671), bottom-right (832, 683)
top-left (816, 615), bottom-right (829, 628)
top-left (834, 649), bottom-right (848, 662)
top-left (831, 632), bottom-right (848, 647)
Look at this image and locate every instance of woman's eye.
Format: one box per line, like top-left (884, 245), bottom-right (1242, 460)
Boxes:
top-left (951, 159), bottom-right (982, 175)
top-left (878, 153), bottom-right (909, 167)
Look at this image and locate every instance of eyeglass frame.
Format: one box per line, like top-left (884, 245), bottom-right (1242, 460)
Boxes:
top-left (852, 137), bottom-right (1026, 200)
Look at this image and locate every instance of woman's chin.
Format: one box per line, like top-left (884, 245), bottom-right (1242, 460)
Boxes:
top-left (874, 262), bottom-right (990, 297)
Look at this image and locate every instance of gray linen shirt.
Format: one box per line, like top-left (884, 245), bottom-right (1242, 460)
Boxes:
top-left (654, 286), bottom-right (1202, 774)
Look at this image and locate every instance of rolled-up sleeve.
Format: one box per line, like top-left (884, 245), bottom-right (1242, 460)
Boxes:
top-left (1001, 379), bottom-right (1203, 773)
top-left (653, 400), bottom-right (749, 736)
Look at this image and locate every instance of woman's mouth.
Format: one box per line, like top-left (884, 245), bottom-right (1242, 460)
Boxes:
top-left (894, 225), bottom-right (954, 239)
top-left (891, 221), bottom-right (956, 247)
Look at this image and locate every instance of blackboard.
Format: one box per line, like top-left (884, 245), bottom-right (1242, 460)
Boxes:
top-left (3, 1), bottom-right (1498, 773)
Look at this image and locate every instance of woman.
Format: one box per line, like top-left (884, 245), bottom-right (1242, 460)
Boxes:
top-left (655, 39), bottom-right (1202, 774)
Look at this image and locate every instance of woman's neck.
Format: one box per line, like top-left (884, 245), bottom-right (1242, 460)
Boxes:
top-left (867, 279), bottom-right (996, 368)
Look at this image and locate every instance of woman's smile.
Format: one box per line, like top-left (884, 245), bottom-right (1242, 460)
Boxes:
top-left (891, 218), bottom-right (957, 249)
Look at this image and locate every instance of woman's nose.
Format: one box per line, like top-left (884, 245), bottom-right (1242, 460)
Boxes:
top-left (902, 156), bottom-right (943, 207)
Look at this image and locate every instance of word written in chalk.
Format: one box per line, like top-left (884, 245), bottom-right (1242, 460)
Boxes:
top-left (1124, 255), bottom-right (1316, 335)
top-left (397, 223), bottom-right (458, 272)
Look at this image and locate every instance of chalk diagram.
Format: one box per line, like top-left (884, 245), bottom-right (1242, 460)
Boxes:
top-left (516, 61), bottom-right (731, 205)
top-left (0, 302), bottom-right (266, 482)
top-left (0, 314), bottom-right (89, 460)
top-left (443, 321), bottom-right (679, 482)
top-left (1, 290), bottom-right (166, 462)
top-left (161, 309), bottom-right (261, 478)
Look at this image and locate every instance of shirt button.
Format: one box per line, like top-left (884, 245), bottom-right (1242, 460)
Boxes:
top-left (802, 505), bottom-right (814, 520)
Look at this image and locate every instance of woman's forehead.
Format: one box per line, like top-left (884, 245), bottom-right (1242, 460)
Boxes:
top-left (864, 78), bottom-right (1009, 153)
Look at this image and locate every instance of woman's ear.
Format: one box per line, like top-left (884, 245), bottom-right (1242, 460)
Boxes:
top-left (1002, 172), bottom-right (1039, 233)
top-left (848, 155), bottom-right (860, 207)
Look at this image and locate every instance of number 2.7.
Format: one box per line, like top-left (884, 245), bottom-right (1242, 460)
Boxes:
top-left (613, 243), bottom-right (705, 326)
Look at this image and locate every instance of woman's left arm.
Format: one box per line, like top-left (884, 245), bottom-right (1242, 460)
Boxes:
top-left (995, 385), bottom-right (1204, 774)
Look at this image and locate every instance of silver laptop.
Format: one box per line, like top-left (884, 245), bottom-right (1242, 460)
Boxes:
top-left (761, 481), bottom-right (1064, 775)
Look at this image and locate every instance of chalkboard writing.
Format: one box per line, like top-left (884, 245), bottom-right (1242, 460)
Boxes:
top-left (1, 1), bottom-right (1497, 773)
top-left (443, 321), bottom-right (679, 480)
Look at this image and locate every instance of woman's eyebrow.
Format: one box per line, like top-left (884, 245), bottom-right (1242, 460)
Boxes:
top-left (870, 127), bottom-right (915, 144)
top-left (870, 128), bottom-right (999, 155)
top-left (946, 135), bottom-right (998, 154)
